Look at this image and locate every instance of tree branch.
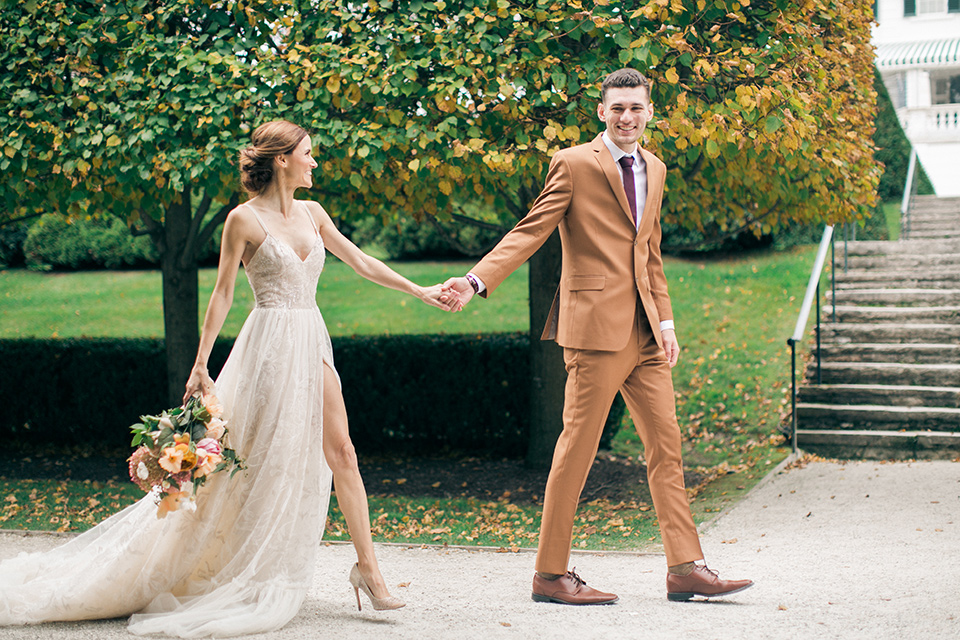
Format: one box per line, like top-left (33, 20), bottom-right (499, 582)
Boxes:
top-left (195, 192), bottom-right (239, 255)
top-left (661, 198), bottom-right (782, 253)
top-left (0, 212), bottom-right (45, 228)
top-left (181, 190), bottom-right (213, 262)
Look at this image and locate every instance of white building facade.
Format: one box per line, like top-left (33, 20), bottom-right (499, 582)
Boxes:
top-left (873, 0), bottom-right (960, 196)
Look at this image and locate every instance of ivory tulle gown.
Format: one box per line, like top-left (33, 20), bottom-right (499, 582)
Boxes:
top-left (0, 205), bottom-right (339, 637)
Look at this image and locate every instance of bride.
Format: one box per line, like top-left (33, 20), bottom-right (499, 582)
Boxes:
top-left (0, 120), bottom-right (460, 637)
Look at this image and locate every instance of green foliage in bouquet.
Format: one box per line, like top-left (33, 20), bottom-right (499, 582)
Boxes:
top-left (128, 394), bottom-right (244, 518)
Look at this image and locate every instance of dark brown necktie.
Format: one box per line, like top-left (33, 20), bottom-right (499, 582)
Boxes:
top-left (618, 155), bottom-right (637, 224)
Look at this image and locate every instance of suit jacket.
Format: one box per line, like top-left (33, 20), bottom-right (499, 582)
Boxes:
top-left (471, 135), bottom-right (673, 352)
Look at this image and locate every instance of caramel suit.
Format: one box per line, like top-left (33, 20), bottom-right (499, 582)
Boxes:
top-left (470, 135), bottom-right (703, 572)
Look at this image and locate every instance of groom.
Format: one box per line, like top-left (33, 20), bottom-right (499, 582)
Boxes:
top-left (442, 69), bottom-right (752, 604)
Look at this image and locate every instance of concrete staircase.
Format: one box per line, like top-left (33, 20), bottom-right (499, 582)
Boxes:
top-left (795, 197), bottom-right (960, 459)
top-left (903, 195), bottom-right (960, 241)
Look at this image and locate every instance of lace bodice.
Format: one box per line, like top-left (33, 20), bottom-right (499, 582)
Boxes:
top-left (245, 220), bottom-right (324, 310)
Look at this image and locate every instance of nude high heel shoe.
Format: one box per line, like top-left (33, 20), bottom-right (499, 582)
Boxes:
top-left (348, 563), bottom-right (406, 611)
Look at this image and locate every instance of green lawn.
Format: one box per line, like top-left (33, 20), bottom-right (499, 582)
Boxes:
top-left (0, 261), bottom-right (528, 339)
top-left (882, 200), bottom-right (901, 241)
top-left (1, 246), bottom-right (820, 543)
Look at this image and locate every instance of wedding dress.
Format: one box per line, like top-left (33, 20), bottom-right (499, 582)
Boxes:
top-left (0, 203), bottom-right (337, 637)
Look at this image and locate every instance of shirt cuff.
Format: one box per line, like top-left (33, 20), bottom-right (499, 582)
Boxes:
top-left (467, 273), bottom-right (486, 294)
top-left (659, 320), bottom-right (675, 332)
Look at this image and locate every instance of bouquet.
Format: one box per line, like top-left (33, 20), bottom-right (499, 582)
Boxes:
top-left (128, 393), bottom-right (244, 518)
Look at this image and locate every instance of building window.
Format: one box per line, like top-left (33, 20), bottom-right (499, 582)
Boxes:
top-left (907, 0), bottom-right (958, 14)
top-left (908, 0), bottom-right (960, 16)
top-left (931, 74), bottom-right (960, 104)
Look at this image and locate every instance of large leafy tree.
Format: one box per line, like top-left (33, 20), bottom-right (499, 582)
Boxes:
top-left (1, 0), bottom-right (879, 465)
top-left (274, 0), bottom-right (880, 465)
top-left (0, 0), bottom-right (292, 402)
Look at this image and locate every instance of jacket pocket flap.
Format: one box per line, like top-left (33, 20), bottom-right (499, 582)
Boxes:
top-left (567, 275), bottom-right (605, 291)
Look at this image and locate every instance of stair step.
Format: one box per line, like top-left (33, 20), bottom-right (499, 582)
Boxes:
top-left (907, 231), bottom-right (960, 241)
top-left (795, 429), bottom-right (960, 460)
top-left (798, 384), bottom-right (960, 408)
top-left (834, 273), bottom-right (960, 289)
top-left (829, 289), bottom-right (960, 306)
top-left (840, 254), bottom-right (960, 270)
top-left (842, 239), bottom-right (960, 256)
top-left (822, 323), bottom-right (960, 343)
top-left (797, 403), bottom-right (960, 430)
top-left (815, 362), bottom-right (960, 386)
top-left (824, 306), bottom-right (960, 323)
top-left (817, 343), bottom-right (960, 364)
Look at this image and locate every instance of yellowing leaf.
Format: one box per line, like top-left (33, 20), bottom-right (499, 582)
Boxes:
top-left (106, 135), bottom-right (121, 147)
top-left (664, 68), bottom-right (679, 84)
top-left (408, 158), bottom-right (420, 172)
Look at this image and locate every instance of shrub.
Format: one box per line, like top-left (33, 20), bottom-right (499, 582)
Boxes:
top-left (20, 214), bottom-right (223, 271)
top-left (352, 216), bottom-right (504, 261)
top-left (0, 220), bottom-right (30, 268)
top-left (23, 214), bottom-right (159, 271)
top-left (0, 335), bottom-right (623, 458)
top-left (873, 71), bottom-right (934, 201)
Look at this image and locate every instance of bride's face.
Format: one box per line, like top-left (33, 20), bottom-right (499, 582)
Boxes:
top-left (279, 136), bottom-right (317, 190)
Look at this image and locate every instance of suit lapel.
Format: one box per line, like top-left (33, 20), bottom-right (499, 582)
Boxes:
top-left (591, 136), bottom-right (635, 226)
top-left (636, 146), bottom-right (663, 237)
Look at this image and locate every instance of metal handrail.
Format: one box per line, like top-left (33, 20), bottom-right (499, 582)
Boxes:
top-left (785, 225), bottom-right (835, 453)
top-left (900, 148), bottom-right (918, 240)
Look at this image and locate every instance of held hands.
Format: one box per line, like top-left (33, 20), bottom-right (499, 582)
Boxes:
top-left (439, 277), bottom-right (474, 312)
top-left (420, 283), bottom-right (463, 312)
top-left (183, 364), bottom-right (216, 405)
top-left (661, 328), bottom-right (680, 368)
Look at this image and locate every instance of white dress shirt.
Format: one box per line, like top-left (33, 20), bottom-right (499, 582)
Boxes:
top-left (600, 131), bottom-right (646, 230)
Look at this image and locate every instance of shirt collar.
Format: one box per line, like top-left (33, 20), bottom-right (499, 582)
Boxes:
top-left (601, 131), bottom-right (639, 164)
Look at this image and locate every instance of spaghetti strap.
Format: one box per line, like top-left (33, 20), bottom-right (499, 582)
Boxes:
top-left (300, 200), bottom-right (320, 236)
top-left (251, 209), bottom-right (270, 236)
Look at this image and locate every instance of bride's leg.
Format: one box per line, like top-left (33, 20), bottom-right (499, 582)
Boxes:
top-left (320, 362), bottom-right (394, 599)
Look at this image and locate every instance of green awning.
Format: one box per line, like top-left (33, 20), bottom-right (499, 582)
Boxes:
top-left (876, 38), bottom-right (960, 70)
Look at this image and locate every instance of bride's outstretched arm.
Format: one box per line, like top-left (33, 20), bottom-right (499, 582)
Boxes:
top-left (309, 201), bottom-right (461, 312)
top-left (183, 210), bottom-right (251, 403)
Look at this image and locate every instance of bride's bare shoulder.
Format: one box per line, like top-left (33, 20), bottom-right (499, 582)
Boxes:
top-left (299, 199), bottom-right (332, 227)
top-left (222, 203), bottom-right (263, 237)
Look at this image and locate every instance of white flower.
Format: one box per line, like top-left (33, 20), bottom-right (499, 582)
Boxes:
top-left (136, 461), bottom-right (149, 480)
top-left (158, 416), bottom-right (175, 431)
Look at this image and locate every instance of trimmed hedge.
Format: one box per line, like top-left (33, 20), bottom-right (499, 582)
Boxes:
top-left (0, 335), bottom-right (623, 458)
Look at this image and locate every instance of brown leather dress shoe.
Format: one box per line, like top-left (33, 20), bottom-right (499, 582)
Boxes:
top-left (532, 569), bottom-right (619, 605)
top-left (666, 565), bottom-right (753, 601)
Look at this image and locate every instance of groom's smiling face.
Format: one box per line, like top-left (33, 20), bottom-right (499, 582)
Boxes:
top-left (597, 86), bottom-right (654, 153)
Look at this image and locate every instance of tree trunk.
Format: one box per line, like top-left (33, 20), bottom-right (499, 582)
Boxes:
top-left (161, 196), bottom-right (199, 406)
top-left (525, 229), bottom-right (566, 469)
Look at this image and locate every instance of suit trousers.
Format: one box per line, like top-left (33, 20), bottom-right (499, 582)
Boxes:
top-left (535, 306), bottom-right (704, 573)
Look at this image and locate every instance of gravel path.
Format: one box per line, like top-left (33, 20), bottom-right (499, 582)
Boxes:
top-left (1, 458), bottom-right (958, 639)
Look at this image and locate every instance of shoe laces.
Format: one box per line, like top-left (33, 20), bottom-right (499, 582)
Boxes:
top-left (698, 564), bottom-right (719, 579)
top-left (566, 568), bottom-right (587, 586)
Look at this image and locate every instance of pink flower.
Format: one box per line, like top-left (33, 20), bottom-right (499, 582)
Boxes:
top-left (197, 438), bottom-right (222, 456)
top-left (127, 446), bottom-right (165, 493)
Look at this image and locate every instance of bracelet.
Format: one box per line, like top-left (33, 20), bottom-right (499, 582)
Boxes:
top-left (465, 273), bottom-right (480, 294)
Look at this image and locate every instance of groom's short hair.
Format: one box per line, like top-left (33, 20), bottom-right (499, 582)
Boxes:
top-left (601, 69), bottom-right (651, 102)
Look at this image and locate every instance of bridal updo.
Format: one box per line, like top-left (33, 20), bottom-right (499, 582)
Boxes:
top-left (239, 120), bottom-right (310, 195)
